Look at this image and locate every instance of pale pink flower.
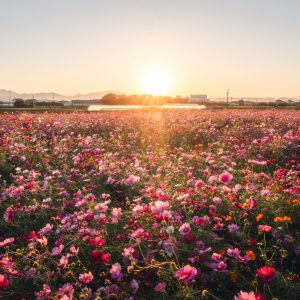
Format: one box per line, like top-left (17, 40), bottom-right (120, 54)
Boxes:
top-left (111, 208), bottom-right (122, 224)
top-left (234, 290), bottom-right (258, 300)
top-left (178, 223), bottom-right (191, 235)
top-left (39, 223), bottom-right (53, 236)
top-left (150, 201), bottom-right (169, 214)
top-left (59, 255), bottom-right (69, 268)
top-left (50, 244), bottom-right (64, 256)
top-left (122, 247), bottom-right (135, 257)
top-left (0, 237), bottom-right (15, 248)
top-left (79, 271), bottom-right (94, 284)
top-left (110, 263), bottom-right (122, 280)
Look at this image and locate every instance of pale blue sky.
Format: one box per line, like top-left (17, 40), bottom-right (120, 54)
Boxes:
top-left (0, 0), bottom-right (299, 97)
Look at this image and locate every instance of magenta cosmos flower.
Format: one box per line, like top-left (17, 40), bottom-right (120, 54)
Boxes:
top-left (174, 264), bottom-right (198, 283)
top-left (0, 274), bottom-right (9, 289)
top-left (256, 266), bottom-right (275, 283)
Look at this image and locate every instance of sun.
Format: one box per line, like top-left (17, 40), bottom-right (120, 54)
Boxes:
top-left (140, 67), bottom-right (171, 96)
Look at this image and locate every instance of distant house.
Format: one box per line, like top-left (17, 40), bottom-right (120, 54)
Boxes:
top-left (188, 94), bottom-right (210, 103)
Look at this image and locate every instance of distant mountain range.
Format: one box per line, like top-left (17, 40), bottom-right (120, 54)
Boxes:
top-left (0, 89), bottom-right (299, 103)
top-left (0, 89), bottom-right (120, 101)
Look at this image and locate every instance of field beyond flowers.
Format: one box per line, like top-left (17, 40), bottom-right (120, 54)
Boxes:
top-left (0, 110), bottom-right (300, 300)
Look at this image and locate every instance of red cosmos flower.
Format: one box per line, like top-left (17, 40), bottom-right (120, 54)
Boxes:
top-left (24, 231), bottom-right (37, 242)
top-left (90, 250), bottom-right (110, 265)
top-left (89, 237), bottom-right (106, 247)
top-left (0, 274), bottom-right (9, 289)
top-left (256, 266), bottom-right (275, 283)
top-left (99, 218), bottom-right (108, 226)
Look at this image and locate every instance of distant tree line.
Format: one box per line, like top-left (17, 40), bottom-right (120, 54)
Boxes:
top-left (14, 99), bottom-right (64, 108)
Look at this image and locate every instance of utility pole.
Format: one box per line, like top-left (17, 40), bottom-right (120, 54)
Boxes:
top-left (226, 89), bottom-right (230, 105)
top-left (8, 90), bottom-right (11, 103)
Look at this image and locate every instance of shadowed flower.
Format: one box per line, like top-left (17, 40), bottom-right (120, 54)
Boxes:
top-left (0, 274), bottom-right (9, 289)
top-left (90, 250), bottom-right (110, 265)
top-left (154, 282), bottom-right (167, 292)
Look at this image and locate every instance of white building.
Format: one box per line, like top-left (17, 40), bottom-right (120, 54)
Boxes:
top-left (188, 94), bottom-right (210, 103)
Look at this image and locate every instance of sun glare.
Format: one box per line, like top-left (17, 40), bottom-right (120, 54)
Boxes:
top-left (140, 67), bottom-right (171, 96)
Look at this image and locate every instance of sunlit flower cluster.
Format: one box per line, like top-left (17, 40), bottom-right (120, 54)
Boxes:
top-left (0, 110), bottom-right (299, 299)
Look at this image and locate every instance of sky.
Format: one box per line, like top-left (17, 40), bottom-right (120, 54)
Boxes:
top-left (0, 0), bottom-right (300, 97)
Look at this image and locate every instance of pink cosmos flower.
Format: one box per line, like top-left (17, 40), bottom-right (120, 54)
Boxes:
top-left (39, 223), bottom-right (53, 235)
top-left (179, 223), bottom-right (191, 235)
top-left (130, 279), bottom-right (139, 293)
top-left (234, 291), bottom-right (259, 300)
top-left (110, 263), bottom-right (122, 280)
top-left (79, 271), bottom-right (94, 284)
top-left (257, 225), bottom-right (272, 233)
top-left (56, 283), bottom-right (74, 300)
top-left (154, 282), bottom-right (167, 292)
top-left (209, 261), bottom-right (227, 272)
top-left (163, 236), bottom-right (177, 253)
top-left (59, 255), bottom-right (69, 268)
top-left (256, 266), bottom-right (275, 283)
top-left (228, 224), bottom-right (239, 233)
top-left (50, 244), bottom-right (64, 256)
top-left (111, 207), bottom-right (122, 224)
top-left (122, 247), bottom-right (135, 258)
top-left (227, 248), bottom-right (241, 258)
top-left (35, 284), bottom-right (51, 300)
top-left (218, 172), bottom-right (233, 184)
top-left (150, 200), bottom-right (169, 214)
top-left (0, 237), bottom-right (15, 248)
top-left (174, 264), bottom-right (198, 283)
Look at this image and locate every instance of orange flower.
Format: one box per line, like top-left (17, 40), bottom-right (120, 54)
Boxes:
top-left (225, 215), bottom-right (232, 221)
top-left (291, 199), bottom-right (300, 205)
top-left (256, 214), bottom-right (263, 222)
top-left (246, 250), bottom-right (256, 260)
top-left (274, 216), bottom-right (291, 223)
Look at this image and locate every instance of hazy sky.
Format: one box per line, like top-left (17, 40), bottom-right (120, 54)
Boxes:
top-left (1, 0), bottom-right (300, 97)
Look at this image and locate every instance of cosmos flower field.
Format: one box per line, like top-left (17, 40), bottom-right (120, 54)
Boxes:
top-left (0, 110), bottom-right (300, 300)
